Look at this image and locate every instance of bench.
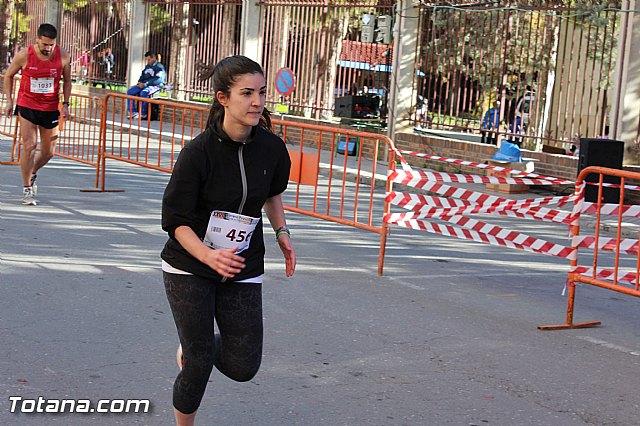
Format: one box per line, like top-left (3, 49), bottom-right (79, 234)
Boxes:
top-left (148, 83), bottom-right (172, 120)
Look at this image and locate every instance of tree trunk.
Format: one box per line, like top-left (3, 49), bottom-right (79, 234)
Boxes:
top-left (170, 2), bottom-right (189, 101)
top-left (2, 0), bottom-right (16, 73)
top-left (308, 8), bottom-right (348, 120)
top-left (318, 13), bottom-right (348, 120)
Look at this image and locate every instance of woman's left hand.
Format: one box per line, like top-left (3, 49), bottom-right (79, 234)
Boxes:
top-left (277, 234), bottom-right (296, 277)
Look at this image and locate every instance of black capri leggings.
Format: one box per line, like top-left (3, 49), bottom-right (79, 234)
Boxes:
top-left (163, 272), bottom-right (263, 414)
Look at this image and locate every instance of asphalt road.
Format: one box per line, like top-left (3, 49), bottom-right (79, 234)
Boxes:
top-left (1, 154), bottom-right (640, 426)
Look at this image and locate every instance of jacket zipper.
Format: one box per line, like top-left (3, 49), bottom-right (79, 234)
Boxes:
top-left (237, 145), bottom-right (248, 214)
top-left (222, 144), bottom-right (247, 283)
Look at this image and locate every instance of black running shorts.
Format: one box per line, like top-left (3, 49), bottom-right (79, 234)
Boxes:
top-left (16, 105), bottom-right (60, 129)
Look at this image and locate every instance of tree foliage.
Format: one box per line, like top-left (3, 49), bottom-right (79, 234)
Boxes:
top-left (149, 4), bottom-right (172, 33)
top-left (63, 0), bottom-right (90, 12)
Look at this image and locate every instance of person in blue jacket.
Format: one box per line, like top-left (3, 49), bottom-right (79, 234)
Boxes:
top-left (127, 51), bottom-right (165, 119)
top-left (480, 100), bottom-right (501, 145)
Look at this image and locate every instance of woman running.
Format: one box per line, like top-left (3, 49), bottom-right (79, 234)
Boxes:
top-left (161, 55), bottom-right (296, 426)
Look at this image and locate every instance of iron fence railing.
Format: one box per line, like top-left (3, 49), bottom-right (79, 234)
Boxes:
top-left (1, 0), bottom-right (47, 73)
top-left (59, 0), bottom-right (130, 88)
top-left (259, 0), bottom-right (396, 120)
top-left (415, 1), bottom-right (621, 151)
top-left (0, 0), bottom-right (631, 154)
top-left (145, 0), bottom-right (243, 100)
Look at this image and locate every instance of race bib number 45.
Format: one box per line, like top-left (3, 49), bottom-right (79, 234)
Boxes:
top-left (203, 211), bottom-right (260, 254)
top-left (31, 78), bottom-right (54, 94)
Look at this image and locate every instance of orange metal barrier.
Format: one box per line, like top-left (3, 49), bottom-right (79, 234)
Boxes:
top-left (3, 85), bottom-right (400, 275)
top-left (93, 106), bottom-right (398, 272)
top-left (55, 94), bottom-right (103, 167)
top-left (271, 119), bottom-right (396, 274)
top-left (0, 97), bottom-right (101, 168)
top-left (0, 74), bottom-right (101, 168)
top-left (540, 166), bottom-right (640, 330)
top-left (93, 93), bottom-right (209, 191)
top-left (0, 74), bottom-right (20, 165)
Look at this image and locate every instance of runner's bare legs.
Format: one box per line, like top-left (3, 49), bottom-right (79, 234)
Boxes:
top-left (174, 409), bottom-right (196, 426)
top-left (19, 115), bottom-right (58, 186)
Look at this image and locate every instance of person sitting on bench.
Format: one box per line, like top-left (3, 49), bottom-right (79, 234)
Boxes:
top-left (126, 51), bottom-right (165, 119)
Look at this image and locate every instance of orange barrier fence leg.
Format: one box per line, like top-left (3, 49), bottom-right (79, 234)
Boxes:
top-left (79, 98), bottom-right (124, 193)
top-left (538, 281), bottom-right (602, 330)
top-left (0, 120), bottom-right (20, 165)
top-left (378, 224), bottom-right (389, 276)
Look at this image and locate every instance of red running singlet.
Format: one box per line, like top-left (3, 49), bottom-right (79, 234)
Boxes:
top-left (17, 45), bottom-right (63, 112)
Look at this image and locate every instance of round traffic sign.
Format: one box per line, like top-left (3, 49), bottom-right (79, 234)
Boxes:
top-left (275, 67), bottom-right (296, 97)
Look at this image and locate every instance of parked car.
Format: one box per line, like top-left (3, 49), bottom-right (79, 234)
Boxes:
top-left (507, 90), bottom-right (535, 132)
top-left (505, 90), bottom-right (535, 144)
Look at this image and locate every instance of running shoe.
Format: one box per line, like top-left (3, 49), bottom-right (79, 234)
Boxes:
top-left (22, 187), bottom-right (36, 205)
top-left (176, 344), bottom-right (184, 370)
top-left (30, 174), bottom-right (37, 196)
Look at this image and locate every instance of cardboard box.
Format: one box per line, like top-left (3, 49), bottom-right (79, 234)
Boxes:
top-left (486, 159), bottom-right (535, 194)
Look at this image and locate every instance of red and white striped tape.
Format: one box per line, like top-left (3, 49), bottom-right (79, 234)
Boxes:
top-left (395, 149), bottom-right (572, 184)
top-left (389, 169), bottom-right (558, 187)
top-left (385, 150), bottom-right (640, 265)
top-left (387, 191), bottom-right (577, 224)
top-left (387, 190), bottom-right (575, 215)
top-left (581, 202), bottom-right (640, 217)
top-left (395, 149), bottom-right (640, 192)
top-left (388, 180), bottom-right (509, 206)
top-left (386, 212), bottom-right (576, 260)
top-left (384, 159), bottom-right (579, 257)
top-left (573, 235), bottom-right (639, 256)
top-left (571, 266), bottom-right (639, 287)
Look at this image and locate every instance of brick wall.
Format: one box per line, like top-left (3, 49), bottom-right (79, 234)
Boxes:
top-left (279, 117), bottom-right (583, 181)
top-left (395, 132), bottom-right (580, 181)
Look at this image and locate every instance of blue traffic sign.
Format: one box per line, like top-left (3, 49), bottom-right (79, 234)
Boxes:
top-left (275, 67), bottom-right (296, 96)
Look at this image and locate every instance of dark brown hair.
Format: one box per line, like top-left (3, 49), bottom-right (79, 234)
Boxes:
top-left (199, 55), bottom-right (272, 132)
top-left (37, 23), bottom-right (57, 39)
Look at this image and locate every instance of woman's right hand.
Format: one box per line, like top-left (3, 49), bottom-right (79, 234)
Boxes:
top-left (174, 226), bottom-right (245, 278)
top-left (201, 246), bottom-right (246, 278)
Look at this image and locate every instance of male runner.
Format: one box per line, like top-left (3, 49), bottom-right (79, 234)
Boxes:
top-left (3, 23), bottom-right (71, 205)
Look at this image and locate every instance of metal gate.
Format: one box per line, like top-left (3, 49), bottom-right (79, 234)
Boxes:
top-left (416, 1), bottom-right (621, 151)
top-left (0, 0), bottom-right (47, 73)
top-left (259, 0), bottom-right (396, 120)
top-left (58, 0), bottom-right (131, 87)
top-left (144, 0), bottom-right (243, 100)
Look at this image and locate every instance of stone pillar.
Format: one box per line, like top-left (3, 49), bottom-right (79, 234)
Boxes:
top-left (171, 2), bottom-right (190, 101)
top-left (610, 0), bottom-right (640, 164)
top-left (387, 0), bottom-right (419, 140)
top-left (241, 0), bottom-right (262, 63)
top-left (127, 0), bottom-right (148, 88)
top-left (45, 0), bottom-right (61, 28)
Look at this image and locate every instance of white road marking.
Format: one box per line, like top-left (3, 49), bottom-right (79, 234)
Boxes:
top-left (577, 336), bottom-right (640, 356)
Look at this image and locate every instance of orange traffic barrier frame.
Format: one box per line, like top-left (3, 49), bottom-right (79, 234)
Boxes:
top-left (271, 118), bottom-right (396, 275)
top-left (90, 99), bottom-right (400, 276)
top-left (539, 166), bottom-right (640, 330)
top-left (0, 90), bottom-right (100, 168)
top-left (54, 93), bottom-right (103, 168)
top-left (1, 72), bottom-right (100, 167)
top-left (0, 86), bottom-right (400, 278)
top-left (0, 74), bottom-right (20, 165)
top-left (92, 93), bottom-right (208, 192)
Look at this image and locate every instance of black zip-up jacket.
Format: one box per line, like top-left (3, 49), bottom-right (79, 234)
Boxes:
top-left (161, 124), bottom-right (291, 281)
